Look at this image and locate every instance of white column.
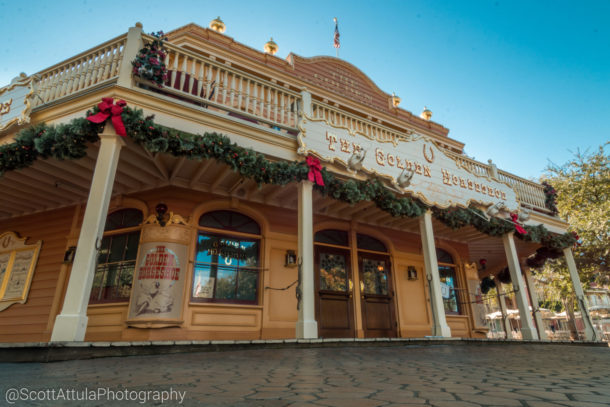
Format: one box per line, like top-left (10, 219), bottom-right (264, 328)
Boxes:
top-left (51, 128), bottom-right (125, 342)
top-left (563, 248), bottom-right (597, 341)
top-left (296, 181), bottom-right (318, 338)
top-left (502, 232), bottom-right (538, 340)
top-left (523, 267), bottom-right (548, 340)
top-left (419, 210), bottom-right (451, 337)
top-left (117, 23), bottom-right (144, 88)
top-left (496, 283), bottom-right (513, 339)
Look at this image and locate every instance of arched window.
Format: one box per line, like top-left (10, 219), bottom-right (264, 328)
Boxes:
top-left (192, 210), bottom-right (261, 304)
top-left (436, 248), bottom-right (461, 315)
top-left (90, 209), bottom-right (143, 304)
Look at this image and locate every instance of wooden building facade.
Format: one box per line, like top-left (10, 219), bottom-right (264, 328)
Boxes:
top-left (0, 22), bottom-right (597, 343)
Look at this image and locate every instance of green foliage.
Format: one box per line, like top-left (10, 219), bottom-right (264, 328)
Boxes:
top-left (539, 144), bottom-right (610, 288)
top-left (132, 31), bottom-right (168, 87)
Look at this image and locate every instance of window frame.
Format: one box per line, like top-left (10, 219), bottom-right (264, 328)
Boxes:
top-left (89, 209), bottom-right (143, 305)
top-left (435, 248), bottom-right (463, 316)
top-left (191, 211), bottom-right (262, 306)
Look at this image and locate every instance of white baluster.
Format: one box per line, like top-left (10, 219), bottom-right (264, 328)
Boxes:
top-left (244, 79), bottom-right (251, 113)
top-left (101, 47), bottom-right (112, 80)
top-left (280, 92), bottom-right (285, 124)
top-left (197, 62), bottom-right (204, 97)
top-left (230, 73), bottom-right (236, 108)
top-left (213, 66), bottom-right (221, 103)
top-left (189, 58), bottom-right (196, 95)
top-left (170, 51), bottom-right (178, 89)
top-left (179, 54), bottom-right (187, 91)
top-left (237, 76), bottom-right (243, 110)
top-left (109, 44), bottom-right (121, 78)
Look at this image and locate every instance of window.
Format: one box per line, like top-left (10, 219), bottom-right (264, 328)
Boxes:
top-left (436, 248), bottom-right (461, 315)
top-left (314, 229), bottom-right (349, 246)
top-left (357, 234), bottom-right (387, 252)
top-left (192, 211), bottom-right (261, 304)
top-left (90, 209), bottom-right (143, 304)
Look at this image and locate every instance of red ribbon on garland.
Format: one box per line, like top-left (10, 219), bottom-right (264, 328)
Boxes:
top-left (86, 98), bottom-right (128, 136)
top-left (306, 156), bottom-right (324, 186)
top-left (510, 213), bottom-right (528, 235)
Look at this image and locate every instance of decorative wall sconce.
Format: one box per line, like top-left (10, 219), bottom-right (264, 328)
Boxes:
top-left (347, 149), bottom-right (366, 172)
top-left (397, 167), bottom-right (415, 188)
top-left (63, 246), bottom-right (76, 264)
top-left (479, 258), bottom-right (487, 271)
top-left (407, 266), bottom-right (418, 280)
top-left (155, 202), bottom-right (170, 227)
top-left (486, 201), bottom-right (506, 218)
top-left (285, 250), bottom-right (297, 267)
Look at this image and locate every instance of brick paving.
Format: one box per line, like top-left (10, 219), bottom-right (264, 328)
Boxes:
top-left (0, 343), bottom-right (609, 406)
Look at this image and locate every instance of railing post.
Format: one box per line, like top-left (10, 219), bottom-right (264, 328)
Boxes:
top-left (296, 181), bottom-right (318, 338)
top-left (117, 23), bottom-right (144, 88)
top-left (563, 248), bottom-right (597, 341)
top-left (300, 88), bottom-right (312, 117)
top-left (419, 210), bottom-right (452, 337)
top-left (488, 159), bottom-right (499, 179)
top-left (51, 126), bottom-right (125, 342)
top-left (502, 232), bottom-right (538, 340)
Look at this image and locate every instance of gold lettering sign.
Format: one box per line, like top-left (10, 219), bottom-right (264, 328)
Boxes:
top-left (0, 231), bottom-right (42, 312)
top-left (298, 112), bottom-right (520, 211)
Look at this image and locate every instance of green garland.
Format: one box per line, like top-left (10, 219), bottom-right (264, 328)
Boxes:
top-left (0, 104), bottom-right (576, 254)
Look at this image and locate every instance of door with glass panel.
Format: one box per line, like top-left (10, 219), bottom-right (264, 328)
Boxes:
top-left (314, 230), bottom-right (354, 338)
top-left (358, 253), bottom-right (396, 337)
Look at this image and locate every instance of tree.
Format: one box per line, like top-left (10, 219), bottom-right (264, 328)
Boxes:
top-left (533, 143), bottom-right (609, 337)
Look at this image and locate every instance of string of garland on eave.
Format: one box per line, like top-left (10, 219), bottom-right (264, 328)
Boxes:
top-left (0, 103), bottom-right (576, 255)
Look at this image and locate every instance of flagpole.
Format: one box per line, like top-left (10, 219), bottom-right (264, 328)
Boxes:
top-left (333, 17), bottom-right (339, 58)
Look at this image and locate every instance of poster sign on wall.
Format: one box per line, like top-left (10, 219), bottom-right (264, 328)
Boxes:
top-left (127, 242), bottom-right (188, 324)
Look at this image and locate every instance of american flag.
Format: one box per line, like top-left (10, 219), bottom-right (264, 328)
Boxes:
top-left (333, 18), bottom-right (340, 49)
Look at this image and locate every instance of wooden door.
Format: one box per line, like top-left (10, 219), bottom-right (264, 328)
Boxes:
top-left (358, 253), bottom-right (397, 338)
top-left (315, 246), bottom-right (355, 338)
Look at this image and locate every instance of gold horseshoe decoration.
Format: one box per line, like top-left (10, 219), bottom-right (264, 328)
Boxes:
top-left (423, 143), bottom-right (435, 163)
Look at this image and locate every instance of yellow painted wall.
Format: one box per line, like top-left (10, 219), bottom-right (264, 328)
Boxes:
top-left (0, 185), bottom-right (477, 342)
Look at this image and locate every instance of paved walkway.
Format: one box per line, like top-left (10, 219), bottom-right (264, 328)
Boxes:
top-left (1, 343), bottom-right (609, 406)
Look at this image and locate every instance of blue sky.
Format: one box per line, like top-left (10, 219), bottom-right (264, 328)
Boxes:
top-left (1, 0), bottom-right (608, 180)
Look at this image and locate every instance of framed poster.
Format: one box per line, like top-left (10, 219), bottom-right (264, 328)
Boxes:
top-left (0, 232), bottom-right (42, 311)
top-left (126, 242), bottom-right (188, 326)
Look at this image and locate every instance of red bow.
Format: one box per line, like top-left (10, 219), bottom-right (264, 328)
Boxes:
top-left (510, 213), bottom-right (527, 235)
top-left (86, 97), bottom-right (127, 137)
top-left (306, 156), bottom-right (324, 186)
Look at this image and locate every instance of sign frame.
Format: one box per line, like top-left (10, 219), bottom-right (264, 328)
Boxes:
top-left (297, 112), bottom-right (520, 211)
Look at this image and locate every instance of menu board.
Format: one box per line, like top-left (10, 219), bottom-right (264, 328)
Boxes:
top-left (0, 232), bottom-right (42, 311)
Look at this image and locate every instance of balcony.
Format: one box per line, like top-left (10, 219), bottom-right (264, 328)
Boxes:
top-left (14, 27), bottom-right (554, 218)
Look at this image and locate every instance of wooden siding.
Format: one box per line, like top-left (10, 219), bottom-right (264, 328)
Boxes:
top-left (0, 207), bottom-right (74, 342)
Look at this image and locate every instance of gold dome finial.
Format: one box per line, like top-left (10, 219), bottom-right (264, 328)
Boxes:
top-left (421, 106), bottom-right (432, 121)
top-left (391, 92), bottom-right (401, 108)
top-left (209, 16), bottom-right (226, 33)
top-left (264, 37), bottom-right (278, 55)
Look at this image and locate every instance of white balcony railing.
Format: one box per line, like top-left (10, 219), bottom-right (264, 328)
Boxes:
top-left (32, 34), bottom-right (127, 107)
top-left (152, 35), bottom-right (300, 130)
top-left (312, 101), bottom-right (411, 146)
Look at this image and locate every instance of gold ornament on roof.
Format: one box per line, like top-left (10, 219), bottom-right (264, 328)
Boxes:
top-left (391, 92), bottom-right (401, 108)
top-left (209, 16), bottom-right (226, 33)
top-left (264, 38), bottom-right (278, 55)
top-left (421, 106), bottom-right (432, 121)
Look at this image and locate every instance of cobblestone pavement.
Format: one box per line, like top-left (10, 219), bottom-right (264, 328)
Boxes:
top-left (1, 344), bottom-right (609, 406)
